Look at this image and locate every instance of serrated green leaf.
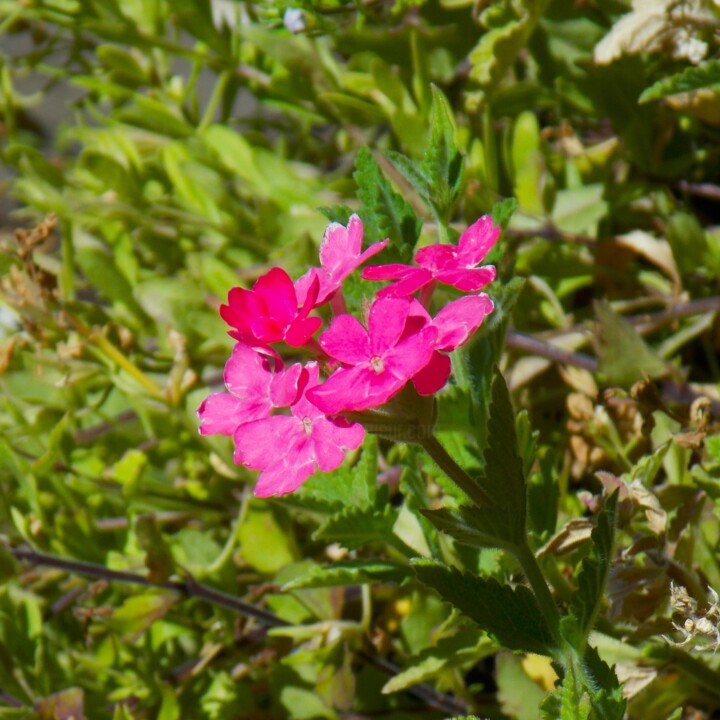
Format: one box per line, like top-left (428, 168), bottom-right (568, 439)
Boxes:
top-left (449, 369), bottom-right (528, 548)
top-left (296, 435), bottom-right (377, 511)
top-left (564, 493), bottom-right (618, 648)
top-left (639, 60), bottom-right (720, 103)
top-left (353, 147), bottom-right (421, 259)
top-left (314, 503), bottom-right (398, 551)
top-left (413, 559), bottom-right (554, 654)
top-left (491, 197), bottom-right (518, 231)
top-left (420, 505), bottom-right (505, 550)
top-left (583, 646), bottom-right (625, 720)
top-left (418, 85), bottom-right (464, 218)
top-left (283, 559), bottom-right (411, 590)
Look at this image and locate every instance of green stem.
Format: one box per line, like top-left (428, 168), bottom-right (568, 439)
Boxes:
top-left (60, 219), bottom-right (75, 301)
top-left (419, 434), bottom-right (494, 508)
top-left (515, 543), bottom-right (561, 645)
top-left (198, 69), bottom-right (231, 131)
top-left (75, 320), bottom-right (165, 400)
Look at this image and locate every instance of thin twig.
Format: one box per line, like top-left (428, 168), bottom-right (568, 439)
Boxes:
top-left (10, 544), bottom-right (285, 627)
top-left (506, 330), bottom-right (599, 372)
top-left (678, 180), bottom-right (720, 202)
top-left (5, 544), bottom-right (470, 716)
top-left (0, 692), bottom-right (24, 709)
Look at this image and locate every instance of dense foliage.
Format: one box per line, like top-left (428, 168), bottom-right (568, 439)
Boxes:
top-left (2, 1), bottom-right (720, 718)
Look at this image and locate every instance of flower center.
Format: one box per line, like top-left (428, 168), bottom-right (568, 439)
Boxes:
top-left (302, 417), bottom-right (313, 435)
top-left (370, 355), bottom-right (384, 373)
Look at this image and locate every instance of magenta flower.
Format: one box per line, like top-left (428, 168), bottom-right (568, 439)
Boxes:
top-left (362, 215), bottom-right (499, 297)
top-left (233, 363), bottom-right (365, 497)
top-left (295, 214), bottom-right (389, 307)
top-left (220, 267), bottom-right (322, 348)
top-left (307, 297), bottom-right (438, 415)
top-left (197, 343), bottom-right (304, 436)
top-left (408, 294), bottom-right (495, 395)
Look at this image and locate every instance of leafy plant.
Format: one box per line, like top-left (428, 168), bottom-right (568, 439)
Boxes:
top-left (1, 1), bottom-right (720, 718)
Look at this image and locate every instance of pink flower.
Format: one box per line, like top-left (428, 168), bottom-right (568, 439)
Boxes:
top-left (409, 294), bottom-right (495, 394)
top-left (295, 214), bottom-right (389, 307)
top-left (233, 363), bottom-right (365, 497)
top-left (307, 297), bottom-right (438, 414)
top-left (220, 267), bottom-right (322, 348)
top-left (197, 343), bottom-right (304, 436)
top-left (362, 215), bottom-right (499, 297)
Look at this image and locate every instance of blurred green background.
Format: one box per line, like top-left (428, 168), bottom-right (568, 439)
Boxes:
top-left (2, 1), bottom-right (720, 718)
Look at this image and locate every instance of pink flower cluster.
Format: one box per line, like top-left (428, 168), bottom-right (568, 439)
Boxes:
top-left (198, 214), bottom-right (499, 497)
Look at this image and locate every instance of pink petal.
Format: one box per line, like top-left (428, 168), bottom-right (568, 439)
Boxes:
top-left (433, 266), bottom-right (496, 292)
top-left (361, 263), bottom-right (416, 281)
top-left (253, 268), bottom-right (297, 328)
top-left (414, 244), bottom-right (457, 272)
top-left (271, 362), bottom-right (306, 407)
top-left (362, 262), bottom-right (433, 299)
top-left (433, 294), bottom-right (494, 351)
top-left (198, 393), bottom-right (262, 436)
top-left (220, 343), bottom-right (277, 421)
top-left (319, 314), bottom-right (371, 365)
top-left (233, 415), bottom-right (296, 467)
top-left (254, 460), bottom-right (317, 497)
top-left (355, 238), bottom-right (390, 268)
top-left (412, 352), bottom-right (452, 395)
top-left (319, 216), bottom-right (361, 275)
top-left (247, 315), bottom-right (283, 343)
top-left (220, 286), bottom-right (265, 332)
top-left (285, 315), bottom-right (323, 347)
top-left (307, 366), bottom-right (383, 414)
top-left (367, 297), bottom-right (413, 354)
top-left (322, 416), bottom-right (365, 455)
top-left (457, 215), bottom-right (500, 265)
top-left (309, 326), bottom-right (437, 414)
top-left (294, 268), bottom-right (322, 308)
top-left (375, 269), bottom-right (433, 298)
top-left (382, 326), bottom-right (438, 384)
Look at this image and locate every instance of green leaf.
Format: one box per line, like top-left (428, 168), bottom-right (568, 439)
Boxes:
top-left (434, 369), bottom-right (528, 549)
top-left (418, 85), bottom-right (464, 219)
top-left (639, 60), bottom-right (720, 103)
top-left (420, 505), bottom-right (508, 550)
top-left (413, 559), bottom-right (554, 654)
top-left (542, 648), bottom-right (625, 720)
top-left (353, 147), bottom-right (420, 259)
top-left (496, 652), bottom-right (549, 720)
top-left (314, 503), bottom-right (398, 551)
top-left (238, 505), bottom-right (299, 575)
top-left (76, 245), bottom-right (147, 322)
top-left (563, 492), bottom-right (618, 648)
top-left (551, 185), bottom-right (607, 237)
top-left (110, 594), bottom-right (175, 643)
top-left (666, 212), bottom-right (707, 275)
top-left (491, 197), bottom-right (518, 231)
top-left (133, 515), bottom-right (175, 584)
top-left (594, 301), bottom-right (667, 386)
top-left (511, 110), bottom-right (545, 214)
top-left (296, 435), bottom-right (377, 512)
top-left (467, 1), bottom-right (544, 107)
top-left (0, 545), bottom-right (19, 584)
top-left (382, 628), bottom-right (490, 694)
top-left (283, 560), bottom-right (411, 590)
